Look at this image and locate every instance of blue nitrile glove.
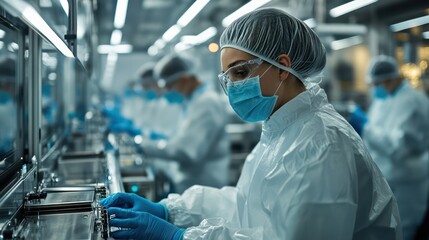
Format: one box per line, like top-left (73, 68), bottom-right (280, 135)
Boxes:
top-left (108, 208), bottom-right (185, 240)
top-left (349, 105), bottom-right (368, 136)
top-left (373, 86), bottom-right (388, 99)
top-left (100, 193), bottom-right (167, 220)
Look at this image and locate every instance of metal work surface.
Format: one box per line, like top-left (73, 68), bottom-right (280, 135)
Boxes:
top-left (25, 191), bottom-right (94, 213)
top-left (17, 212), bottom-right (94, 240)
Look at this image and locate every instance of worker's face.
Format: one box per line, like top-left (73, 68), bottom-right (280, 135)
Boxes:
top-left (165, 77), bottom-right (189, 95)
top-left (220, 48), bottom-right (280, 97)
top-left (376, 78), bottom-right (400, 94)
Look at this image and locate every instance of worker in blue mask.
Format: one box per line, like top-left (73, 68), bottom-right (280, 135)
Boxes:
top-left (357, 55), bottom-right (429, 240)
top-left (138, 62), bottom-right (183, 139)
top-left (101, 9), bottom-right (401, 239)
top-left (136, 54), bottom-right (230, 194)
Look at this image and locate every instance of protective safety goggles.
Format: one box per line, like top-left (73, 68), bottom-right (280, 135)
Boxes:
top-left (218, 58), bottom-right (264, 95)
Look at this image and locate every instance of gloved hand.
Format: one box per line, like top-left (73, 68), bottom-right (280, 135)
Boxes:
top-left (100, 193), bottom-right (167, 220)
top-left (349, 105), bottom-right (368, 136)
top-left (108, 207), bottom-right (185, 240)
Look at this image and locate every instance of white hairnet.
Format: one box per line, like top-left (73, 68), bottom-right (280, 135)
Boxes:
top-left (220, 8), bottom-right (326, 83)
top-left (367, 55), bottom-right (400, 84)
top-left (154, 54), bottom-right (193, 86)
top-left (137, 62), bottom-right (156, 85)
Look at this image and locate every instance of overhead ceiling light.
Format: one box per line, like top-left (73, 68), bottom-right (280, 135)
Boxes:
top-left (154, 39), bottom-right (166, 49)
top-left (222, 0), bottom-right (272, 27)
top-left (177, 0), bottom-right (210, 27)
top-left (175, 42), bottom-right (193, 52)
top-left (329, 0), bottom-right (378, 18)
top-left (0, 29), bottom-right (5, 38)
top-left (98, 44), bottom-right (133, 54)
top-left (303, 18), bottom-right (316, 28)
top-left (181, 27), bottom-right (217, 45)
top-left (0, 0), bottom-right (74, 57)
top-left (110, 29), bottom-right (122, 45)
top-left (331, 35), bottom-right (363, 50)
top-left (59, 0), bottom-right (68, 16)
top-left (114, 0), bottom-right (129, 29)
top-left (162, 24), bottom-right (182, 42)
top-left (390, 15), bottom-right (429, 32)
top-left (148, 45), bottom-right (159, 56)
top-left (423, 31), bottom-right (429, 39)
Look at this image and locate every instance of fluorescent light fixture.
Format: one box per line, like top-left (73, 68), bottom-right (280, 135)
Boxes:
top-left (390, 15), bottom-right (429, 32)
top-left (329, 0), bottom-right (377, 18)
top-left (0, 29), bottom-right (5, 38)
top-left (177, 0), bottom-right (210, 27)
top-left (148, 46), bottom-right (159, 56)
top-left (0, 41), bottom-right (4, 50)
top-left (59, 0), bottom-right (69, 16)
top-left (423, 31), bottom-right (429, 39)
top-left (162, 24), bottom-right (182, 42)
top-left (154, 39), bottom-right (166, 49)
top-left (21, 4), bottom-right (74, 57)
top-left (114, 0), bottom-right (129, 29)
top-left (181, 27), bottom-right (217, 45)
top-left (97, 44), bottom-right (133, 54)
top-left (102, 53), bottom-right (118, 88)
top-left (316, 23), bottom-right (367, 35)
top-left (222, 0), bottom-right (272, 27)
top-left (0, 0), bottom-right (74, 57)
top-left (331, 35), bottom-right (363, 50)
top-left (110, 29), bottom-right (122, 45)
top-left (303, 18), bottom-right (316, 28)
top-left (175, 42), bottom-right (193, 52)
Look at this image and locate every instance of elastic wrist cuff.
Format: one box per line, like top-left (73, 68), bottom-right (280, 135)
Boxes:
top-left (160, 202), bottom-right (169, 221)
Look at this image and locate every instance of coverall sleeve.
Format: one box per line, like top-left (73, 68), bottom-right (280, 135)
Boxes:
top-left (142, 95), bottom-right (226, 164)
top-left (364, 102), bottom-right (429, 163)
top-left (161, 185), bottom-right (263, 239)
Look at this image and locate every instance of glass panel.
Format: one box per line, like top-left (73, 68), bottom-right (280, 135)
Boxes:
top-left (41, 40), bottom-right (65, 155)
top-left (0, 23), bottom-right (18, 167)
top-left (77, 0), bottom-right (94, 72)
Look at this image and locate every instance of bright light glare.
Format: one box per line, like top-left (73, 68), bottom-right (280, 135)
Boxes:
top-left (423, 31), bottom-right (429, 39)
top-left (177, 0), bottom-right (210, 27)
top-left (162, 24), bottom-right (182, 42)
top-left (331, 36), bottom-right (363, 50)
top-left (222, 0), bottom-right (272, 27)
top-left (390, 15), bottom-right (429, 32)
top-left (22, 6), bottom-right (74, 58)
top-left (329, 0), bottom-right (378, 18)
top-left (208, 42), bottom-right (219, 53)
top-left (114, 0), bottom-right (129, 29)
top-left (59, 0), bottom-right (69, 16)
top-left (98, 44), bottom-right (133, 54)
top-left (0, 30), bottom-right (4, 38)
top-left (110, 29), bottom-right (123, 45)
top-left (303, 18), bottom-right (316, 28)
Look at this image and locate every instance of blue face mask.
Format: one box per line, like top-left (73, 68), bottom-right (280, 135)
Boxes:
top-left (143, 89), bottom-right (158, 101)
top-left (227, 76), bottom-right (282, 122)
top-left (373, 86), bottom-right (388, 99)
top-left (164, 89), bottom-right (185, 104)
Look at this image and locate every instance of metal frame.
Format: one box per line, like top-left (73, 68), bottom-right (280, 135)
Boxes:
top-left (28, 29), bottom-right (41, 185)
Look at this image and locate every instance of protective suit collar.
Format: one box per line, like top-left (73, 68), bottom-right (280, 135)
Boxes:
top-left (263, 85), bottom-right (325, 133)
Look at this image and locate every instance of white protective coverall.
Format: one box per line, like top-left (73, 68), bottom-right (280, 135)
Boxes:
top-left (161, 85), bottom-right (402, 239)
top-left (142, 85), bottom-right (230, 193)
top-left (364, 81), bottom-right (429, 239)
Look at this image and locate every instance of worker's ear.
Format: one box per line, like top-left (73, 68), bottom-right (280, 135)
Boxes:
top-left (278, 54), bottom-right (291, 82)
